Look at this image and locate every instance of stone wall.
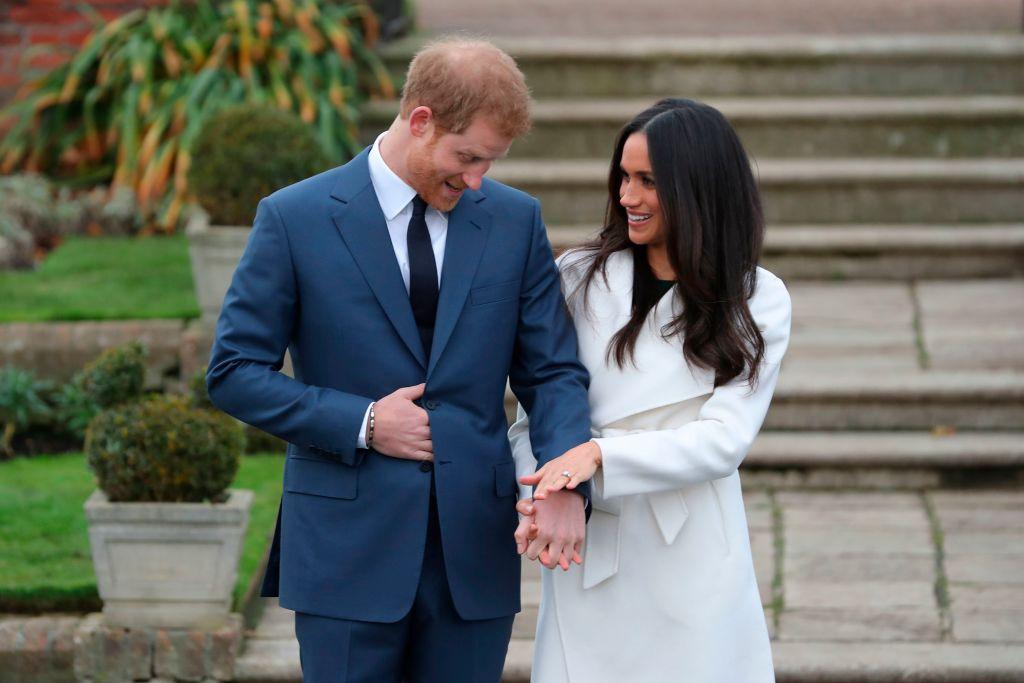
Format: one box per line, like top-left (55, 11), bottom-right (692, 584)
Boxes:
top-left (0, 612), bottom-right (244, 683)
top-left (0, 319), bottom-right (197, 389)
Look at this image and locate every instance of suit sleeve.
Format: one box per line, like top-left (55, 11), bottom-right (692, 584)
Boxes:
top-left (592, 273), bottom-right (792, 498)
top-left (507, 200), bottom-right (593, 503)
top-left (206, 197), bottom-right (372, 466)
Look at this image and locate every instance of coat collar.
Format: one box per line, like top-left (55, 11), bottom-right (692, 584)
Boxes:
top-left (329, 148), bottom-right (492, 376)
top-left (571, 249), bottom-right (715, 429)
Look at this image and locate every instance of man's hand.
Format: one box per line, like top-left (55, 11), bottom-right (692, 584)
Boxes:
top-left (520, 491), bottom-right (585, 571)
top-left (370, 383), bottom-right (433, 461)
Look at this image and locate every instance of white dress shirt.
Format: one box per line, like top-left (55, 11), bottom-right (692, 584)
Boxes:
top-left (357, 132), bottom-right (449, 448)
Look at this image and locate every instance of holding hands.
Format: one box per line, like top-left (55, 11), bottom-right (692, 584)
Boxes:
top-left (514, 492), bottom-right (585, 571)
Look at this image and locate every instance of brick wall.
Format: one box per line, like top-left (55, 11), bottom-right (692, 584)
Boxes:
top-left (0, 0), bottom-right (163, 106)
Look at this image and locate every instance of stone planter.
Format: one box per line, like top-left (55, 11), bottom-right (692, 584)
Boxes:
top-left (185, 209), bottom-right (252, 326)
top-left (84, 489), bottom-right (253, 629)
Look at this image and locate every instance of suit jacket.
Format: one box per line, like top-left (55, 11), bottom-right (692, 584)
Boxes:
top-left (510, 249), bottom-right (790, 681)
top-left (206, 148), bottom-right (592, 622)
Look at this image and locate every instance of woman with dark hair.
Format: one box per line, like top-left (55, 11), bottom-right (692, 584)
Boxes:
top-left (509, 98), bottom-right (790, 681)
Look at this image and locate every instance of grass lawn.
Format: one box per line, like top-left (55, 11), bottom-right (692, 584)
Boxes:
top-left (0, 234), bottom-right (199, 322)
top-left (0, 452), bottom-right (283, 613)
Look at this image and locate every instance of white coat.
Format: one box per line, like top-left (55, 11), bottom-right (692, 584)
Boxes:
top-left (509, 248), bottom-right (792, 682)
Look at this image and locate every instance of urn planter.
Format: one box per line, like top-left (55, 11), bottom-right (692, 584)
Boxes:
top-left (185, 209), bottom-right (252, 326)
top-left (84, 488), bottom-right (253, 629)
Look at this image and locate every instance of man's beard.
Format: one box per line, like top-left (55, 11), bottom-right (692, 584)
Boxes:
top-left (406, 143), bottom-right (462, 213)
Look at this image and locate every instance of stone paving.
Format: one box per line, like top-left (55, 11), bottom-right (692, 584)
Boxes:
top-left (785, 279), bottom-right (1024, 374)
top-left (236, 489), bottom-right (1024, 681)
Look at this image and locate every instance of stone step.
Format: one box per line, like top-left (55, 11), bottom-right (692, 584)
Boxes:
top-left (362, 96), bottom-right (1024, 159)
top-left (768, 372), bottom-right (1024, 431)
top-left (500, 640), bottom-right (1024, 682)
top-left (749, 431), bottom-right (1024, 468)
top-left (743, 431), bottom-right (1024, 489)
top-left (380, 35), bottom-right (1024, 97)
top-left (488, 158), bottom-right (1024, 225)
top-left (505, 372), bottom-right (1024, 431)
top-left (546, 224), bottom-right (1024, 280)
top-left (233, 634), bottom-right (1024, 682)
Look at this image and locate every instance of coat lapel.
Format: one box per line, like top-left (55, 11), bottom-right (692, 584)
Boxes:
top-left (579, 250), bottom-right (715, 429)
top-left (330, 150), bottom-right (426, 369)
top-left (427, 190), bottom-right (491, 376)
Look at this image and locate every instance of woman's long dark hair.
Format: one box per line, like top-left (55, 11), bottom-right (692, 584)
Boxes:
top-left (571, 98), bottom-right (766, 387)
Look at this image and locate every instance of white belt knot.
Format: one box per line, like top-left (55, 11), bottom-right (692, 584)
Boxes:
top-left (582, 427), bottom-right (689, 590)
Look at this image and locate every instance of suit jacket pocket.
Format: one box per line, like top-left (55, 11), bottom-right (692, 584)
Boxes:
top-left (471, 279), bottom-right (520, 306)
top-left (285, 456), bottom-right (358, 500)
top-left (494, 460), bottom-right (518, 498)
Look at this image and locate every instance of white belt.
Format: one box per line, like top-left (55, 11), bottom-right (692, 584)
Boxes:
top-left (583, 427), bottom-right (690, 590)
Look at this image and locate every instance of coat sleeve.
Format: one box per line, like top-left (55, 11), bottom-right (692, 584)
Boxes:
top-left (508, 403), bottom-right (539, 502)
top-left (507, 201), bottom-right (593, 502)
top-left (592, 272), bottom-right (792, 498)
top-left (205, 196), bottom-right (373, 466)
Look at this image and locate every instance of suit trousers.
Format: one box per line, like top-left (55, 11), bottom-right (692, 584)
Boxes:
top-left (294, 471), bottom-right (516, 683)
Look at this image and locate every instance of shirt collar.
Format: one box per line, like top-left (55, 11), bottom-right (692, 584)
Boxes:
top-left (368, 132), bottom-right (418, 221)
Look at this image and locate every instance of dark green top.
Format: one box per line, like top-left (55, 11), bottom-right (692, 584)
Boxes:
top-left (656, 279), bottom-right (676, 297)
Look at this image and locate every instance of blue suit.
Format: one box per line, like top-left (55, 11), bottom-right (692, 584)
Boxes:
top-left (207, 148), bottom-right (591, 679)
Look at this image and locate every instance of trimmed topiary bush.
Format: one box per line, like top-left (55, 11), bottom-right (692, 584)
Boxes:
top-left (189, 104), bottom-right (332, 226)
top-left (85, 394), bottom-right (244, 502)
top-left (77, 341), bottom-right (147, 410)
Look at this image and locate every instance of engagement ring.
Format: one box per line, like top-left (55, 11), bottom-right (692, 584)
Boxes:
top-left (561, 470), bottom-right (572, 478)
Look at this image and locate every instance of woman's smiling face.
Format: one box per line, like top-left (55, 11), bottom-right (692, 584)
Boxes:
top-left (618, 132), bottom-right (664, 249)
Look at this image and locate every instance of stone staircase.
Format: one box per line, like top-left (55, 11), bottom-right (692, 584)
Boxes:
top-left (366, 35), bottom-right (1024, 282)
top-left (234, 34), bottom-right (1024, 682)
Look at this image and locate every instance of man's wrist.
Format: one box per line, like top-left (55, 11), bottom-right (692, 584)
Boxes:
top-left (366, 402), bottom-right (376, 449)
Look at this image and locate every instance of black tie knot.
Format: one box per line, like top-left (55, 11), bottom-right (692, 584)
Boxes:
top-left (412, 196), bottom-right (428, 218)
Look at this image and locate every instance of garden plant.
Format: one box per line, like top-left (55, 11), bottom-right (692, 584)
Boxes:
top-left (0, 0), bottom-right (395, 231)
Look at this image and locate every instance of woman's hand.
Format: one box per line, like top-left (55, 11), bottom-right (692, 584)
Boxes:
top-left (519, 440), bottom-right (603, 500)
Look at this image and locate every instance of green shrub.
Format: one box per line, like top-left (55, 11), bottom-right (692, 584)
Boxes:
top-left (189, 104), bottom-right (332, 226)
top-left (78, 341), bottom-right (147, 409)
top-left (53, 380), bottom-right (98, 440)
top-left (85, 394), bottom-right (244, 502)
top-left (0, 366), bottom-right (53, 457)
top-left (188, 366), bottom-right (214, 410)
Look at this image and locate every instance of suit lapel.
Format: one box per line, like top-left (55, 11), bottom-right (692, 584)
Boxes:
top-left (330, 151), bottom-right (426, 369)
top-left (427, 190), bottom-right (492, 376)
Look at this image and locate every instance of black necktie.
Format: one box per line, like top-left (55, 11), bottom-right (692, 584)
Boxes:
top-left (407, 196), bottom-right (438, 360)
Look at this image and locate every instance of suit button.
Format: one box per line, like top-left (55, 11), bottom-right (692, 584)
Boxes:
top-left (424, 399), bottom-right (439, 410)
top-left (419, 461), bottom-right (434, 472)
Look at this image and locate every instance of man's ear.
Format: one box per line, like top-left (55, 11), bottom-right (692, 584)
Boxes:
top-left (407, 106), bottom-right (435, 139)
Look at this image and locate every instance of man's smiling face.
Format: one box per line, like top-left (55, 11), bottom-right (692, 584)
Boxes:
top-left (406, 113), bottom-right (513, 212)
